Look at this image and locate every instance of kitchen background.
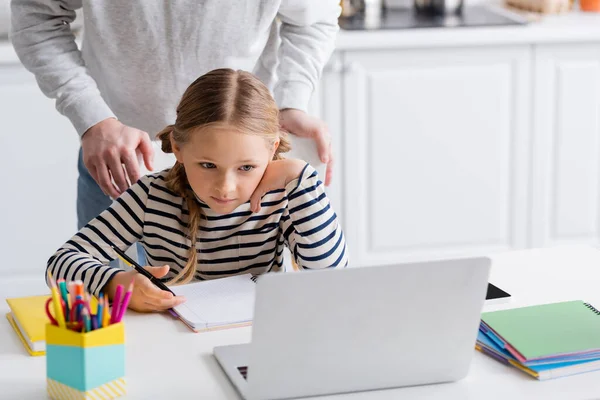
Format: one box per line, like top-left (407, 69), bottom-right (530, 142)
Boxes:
top-left (1, 0), bottom-right (600, 278)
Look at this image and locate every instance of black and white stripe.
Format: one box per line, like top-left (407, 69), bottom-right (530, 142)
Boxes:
top-left (47, 164), bottom-right (348, 297)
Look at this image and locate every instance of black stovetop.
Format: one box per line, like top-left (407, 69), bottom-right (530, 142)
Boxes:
top-left (338, 6), bottom-right (527, 30)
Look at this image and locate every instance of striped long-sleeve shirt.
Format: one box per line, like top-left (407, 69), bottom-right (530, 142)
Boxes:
top-left (47, 164), bottom-right (347, 296)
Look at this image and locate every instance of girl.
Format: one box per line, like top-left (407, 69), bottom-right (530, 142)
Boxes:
top-left (47, 69), bottom-right (347, 312)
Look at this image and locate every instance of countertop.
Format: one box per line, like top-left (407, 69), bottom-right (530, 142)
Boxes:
top-left (2, 10), bottom-right (600, 65)
top-left (335, 9), bottom-right (600, 50)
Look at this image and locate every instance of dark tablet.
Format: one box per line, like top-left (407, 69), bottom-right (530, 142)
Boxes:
top-left (486, 282), bottom-right (511, 303)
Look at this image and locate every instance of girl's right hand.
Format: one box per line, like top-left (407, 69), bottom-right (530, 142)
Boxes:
top-left (105, 265), bottom-right (186, 312)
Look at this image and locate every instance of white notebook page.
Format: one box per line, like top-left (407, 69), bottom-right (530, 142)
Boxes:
top-left (172, 274), bottom-right (256, 329)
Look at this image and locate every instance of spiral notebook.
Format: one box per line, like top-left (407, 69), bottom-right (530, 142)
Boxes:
top-left (476, 330), bottom-right (600, 380)
top-left (171, 274), bottom-right (257, 332)
top-left (481, 300), bottom-right (600, 364)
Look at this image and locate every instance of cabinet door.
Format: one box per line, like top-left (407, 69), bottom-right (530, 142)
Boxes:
top-left (532, 44), bottom-right (600, 247)
top-left (307, 54), bottom-right (345, 224)
top-left (343, 46), bottom-right (531, 267)
top-left (0, 63), bottom-right (80, 277)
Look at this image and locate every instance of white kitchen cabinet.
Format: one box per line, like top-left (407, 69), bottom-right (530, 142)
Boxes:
top-left (0, 63), bottom-right (80, 277)
top-left (531, 44), bottom-right (600, 248)
top-left (307, 53), bottom-right (345, 226)
top-left (336, 47), bottom-right (532, 266)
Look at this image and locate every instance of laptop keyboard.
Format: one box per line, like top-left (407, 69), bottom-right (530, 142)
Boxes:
top-left (237, 366), bottom-right (248, 380)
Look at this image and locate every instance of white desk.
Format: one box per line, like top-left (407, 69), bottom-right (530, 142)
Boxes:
top-left (2, 245), bottom-right (600, 399)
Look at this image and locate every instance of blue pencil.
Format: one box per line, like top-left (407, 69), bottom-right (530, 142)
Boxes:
top-left (91, 315), bottom-right (98, 331)
top-left (82, 308), bottom-right (91, 333)
top-left (75, 295), bottom-right (83, 321)
top-left (97, 293), bottom-right (104, 328)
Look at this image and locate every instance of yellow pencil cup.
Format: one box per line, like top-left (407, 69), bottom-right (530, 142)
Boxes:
top-left (45, 323), bottom-right (126, 400)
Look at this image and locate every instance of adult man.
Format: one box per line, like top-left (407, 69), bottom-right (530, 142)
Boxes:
top-left (11, 1), bottom-right (338, 228)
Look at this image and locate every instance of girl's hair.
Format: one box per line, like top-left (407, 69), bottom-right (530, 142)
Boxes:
top-left (156, 68), bottom-right (291, 285)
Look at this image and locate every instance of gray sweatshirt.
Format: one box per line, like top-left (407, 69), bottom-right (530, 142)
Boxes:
top-left (10, 1), bottom-right (340, 138)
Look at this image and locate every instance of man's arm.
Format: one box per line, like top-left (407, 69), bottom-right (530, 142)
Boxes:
top-left (10, 0), bottom-right (115, 136)
top-left (275, 0), bottom-right (340, 112)
top-left (11, 0), bottom-right (153, 197)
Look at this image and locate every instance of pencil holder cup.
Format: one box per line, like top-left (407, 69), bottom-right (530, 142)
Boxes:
top-left (46, 323), bottom-right (126, 399)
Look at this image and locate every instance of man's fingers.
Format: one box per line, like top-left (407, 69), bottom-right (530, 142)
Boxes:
top-left (87, 164), bottom-right (100, 187)
top-left (325, 145), bottom-right (334, 187)
top-left (96, 163), bottom-right (120, 199)
top-left (107, 153), bottom-right (129, 194)
top-left (313, 127), bottom-right (330, 164)
top-left (138, 132), bottom-right (155, 171)
top-left (122, 150), bottom-right (141, 186)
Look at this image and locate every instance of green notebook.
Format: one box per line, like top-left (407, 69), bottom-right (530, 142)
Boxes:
top-left (481, 300), bottom-right (600, 362)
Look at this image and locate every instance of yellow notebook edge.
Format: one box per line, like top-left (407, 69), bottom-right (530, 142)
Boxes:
top-left (5, 313), bottom-right (45, 357)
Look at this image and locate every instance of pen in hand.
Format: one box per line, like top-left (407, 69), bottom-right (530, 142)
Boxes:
top-left (111, 246), bottom-right (175, 295)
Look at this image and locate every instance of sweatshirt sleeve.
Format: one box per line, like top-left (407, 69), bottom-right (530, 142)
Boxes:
top-left (280, 163), bottom-right (348, 269)
top-left (46, 176), bottom-right (151, 297)
top-left (274, 0), bottom-right (340, 112)
top-left (10, 0), bottom-right (115, 136)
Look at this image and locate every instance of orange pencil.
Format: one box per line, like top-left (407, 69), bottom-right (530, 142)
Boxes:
top-left (74, 280), bottom-right (84, 297)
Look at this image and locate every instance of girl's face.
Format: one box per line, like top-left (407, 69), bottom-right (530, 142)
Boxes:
top-left (172, 125), bottom-right (277, 214)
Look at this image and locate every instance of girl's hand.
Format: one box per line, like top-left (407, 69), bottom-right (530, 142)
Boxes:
top-left (250, 159), bottom-right (306, 213)
top-left (105, 265), bottom-right (186, 312)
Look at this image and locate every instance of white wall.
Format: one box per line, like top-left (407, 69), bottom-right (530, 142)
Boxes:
top-left (0, 59), bottom-right (80, 278)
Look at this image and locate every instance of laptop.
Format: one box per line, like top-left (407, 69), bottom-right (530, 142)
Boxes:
top-left (214, 257), bottom-right (491, 400)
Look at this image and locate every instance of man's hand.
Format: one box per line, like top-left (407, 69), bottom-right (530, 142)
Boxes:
top-left (279, 109), bottom-right (333, 186)
top-left (82, 118), bottom-right (154, 198)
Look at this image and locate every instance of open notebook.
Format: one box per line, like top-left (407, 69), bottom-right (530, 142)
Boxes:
top-left (171, 274), bottom-right (257, 332)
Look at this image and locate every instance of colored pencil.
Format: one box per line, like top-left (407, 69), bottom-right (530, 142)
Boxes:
top-left (115, 280), bottom-right (134, 323)
top-left (82, 308), bottom-right (91, 333)
top-left (97, 293), bottom-right (104, 328)
top-left (47, 272), bottom-right (66, 328)
top-left (103, 297), bottom-right (110, 327)
top-left (111, 284), bottom-right (124, 324)
top-left (57, 280), bottom-right (70, 322)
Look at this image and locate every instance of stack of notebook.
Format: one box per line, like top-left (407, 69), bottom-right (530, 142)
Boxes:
top-left (477, 300), bottom-right (600, 380)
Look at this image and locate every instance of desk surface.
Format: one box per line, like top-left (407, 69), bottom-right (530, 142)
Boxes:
top-left (2, 245), bottom-right (600, 399)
